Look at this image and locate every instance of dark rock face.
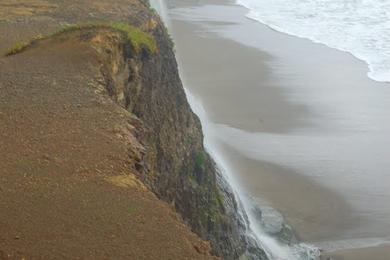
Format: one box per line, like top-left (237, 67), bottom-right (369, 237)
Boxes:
top-left (97, 13), bottom-right (268, 259)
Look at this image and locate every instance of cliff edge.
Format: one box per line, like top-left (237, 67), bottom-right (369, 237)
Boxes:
top-left (0, 1), bottom-right (266, 259)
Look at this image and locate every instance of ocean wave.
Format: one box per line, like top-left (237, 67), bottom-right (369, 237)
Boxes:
top-left (237, 0), bottom-right (390, 83)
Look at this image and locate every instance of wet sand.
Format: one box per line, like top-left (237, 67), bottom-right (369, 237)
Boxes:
top-left (217, 143), bottom-right (354, 242)
top-left (322, 244), bottom-right (390, 260)
top-left (169, 0), bottom-right (353, 241)
top-left (167, 0), bottom-right (390, 258)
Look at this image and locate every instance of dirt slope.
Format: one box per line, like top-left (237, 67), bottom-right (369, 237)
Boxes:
top-left (0, 12), bottom-right (216, 260)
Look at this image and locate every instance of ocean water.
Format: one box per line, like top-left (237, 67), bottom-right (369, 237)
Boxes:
top-left (161, 0), bottom-right (390, 258)
top-left (237, 0), bottom-right (390, 83)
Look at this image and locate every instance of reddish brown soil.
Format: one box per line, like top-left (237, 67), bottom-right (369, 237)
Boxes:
top-left (0, 4), bottom-right (217, 259)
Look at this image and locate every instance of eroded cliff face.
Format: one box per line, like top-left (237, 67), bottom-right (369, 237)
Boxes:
top-left (95, 12), bottom-right (267, 260)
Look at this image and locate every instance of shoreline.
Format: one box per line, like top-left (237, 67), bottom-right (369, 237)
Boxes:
top-left (236, 0), bottom-right (390, 84)
top-left (167, 0), bottom-right (390, 258)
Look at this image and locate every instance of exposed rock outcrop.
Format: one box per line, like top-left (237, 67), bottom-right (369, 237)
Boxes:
top-left (93, 12), bottom-right (267, 259)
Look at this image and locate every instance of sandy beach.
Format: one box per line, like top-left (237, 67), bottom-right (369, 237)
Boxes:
top-left (167, 0), bottom-right (390, 258)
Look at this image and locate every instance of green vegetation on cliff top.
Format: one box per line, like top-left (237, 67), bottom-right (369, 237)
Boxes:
top-left (5, 22), bottom-right (157, 56)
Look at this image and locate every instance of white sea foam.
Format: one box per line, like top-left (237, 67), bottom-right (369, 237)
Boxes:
top-left (237, 0), bottom-right (390, 83)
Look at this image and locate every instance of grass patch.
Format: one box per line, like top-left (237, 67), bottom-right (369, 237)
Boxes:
top-left (109, 22), bottom-right (157, 53)
top-left (128, 207), bottom-right (137, 215)
top-left (6, 42), bottom-right (30, 56)
top-left (6, 35), bottom-right (44, 56)
top-left (5, 22), bottom-right (157, 56)
top-left (195, 151), bottom-right (207, 170)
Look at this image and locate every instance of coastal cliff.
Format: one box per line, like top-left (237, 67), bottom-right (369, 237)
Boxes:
top-left (0, 0), bottom-right (266, 259)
